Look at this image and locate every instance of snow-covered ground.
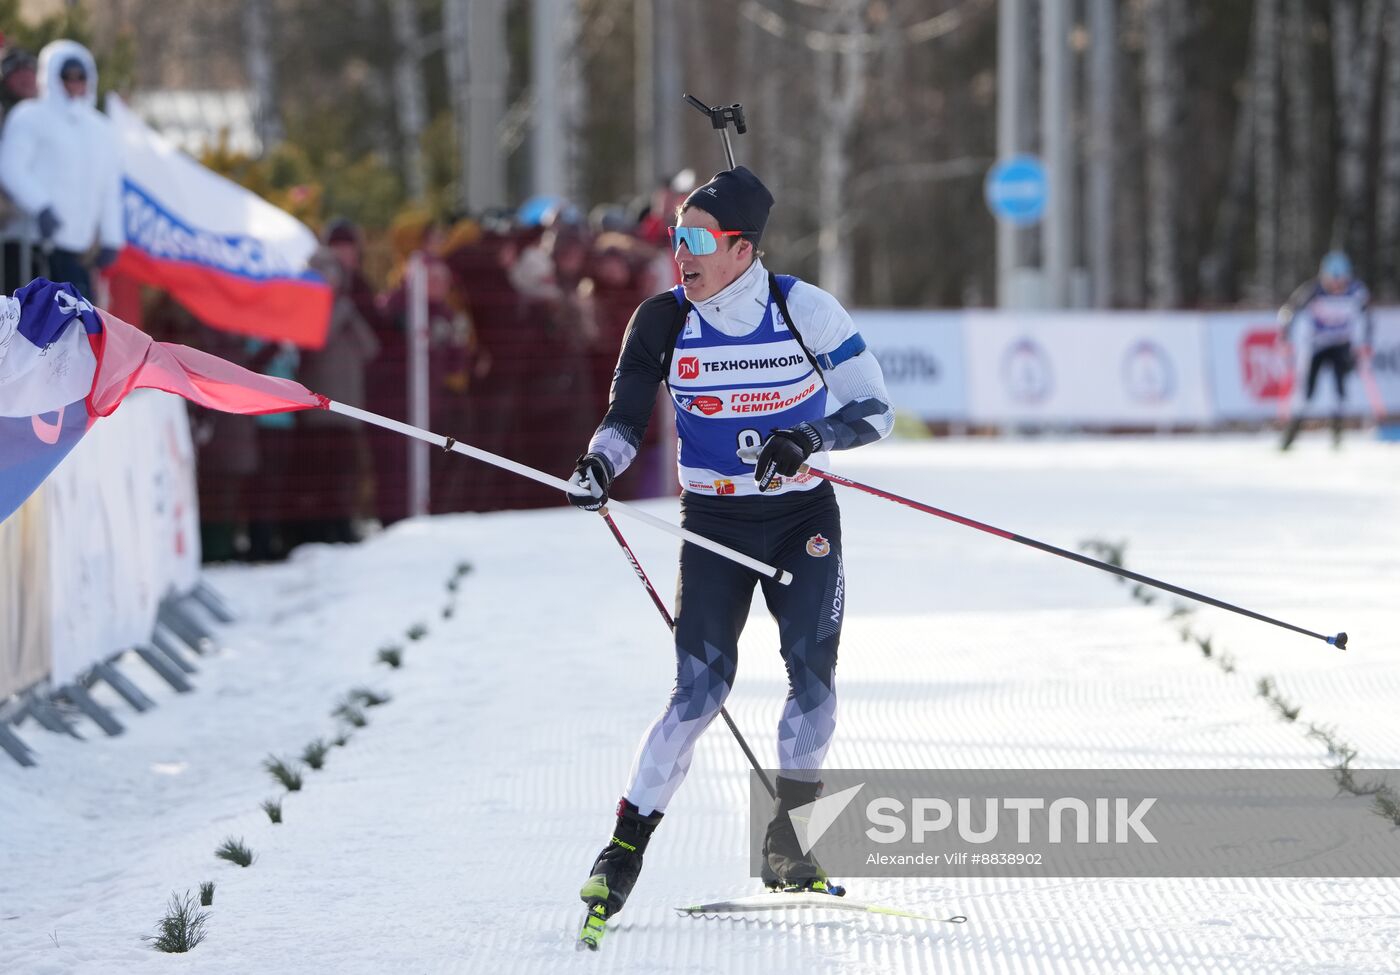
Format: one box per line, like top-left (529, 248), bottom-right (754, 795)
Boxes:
top-left (3, 433), bottom-right (1399, 974)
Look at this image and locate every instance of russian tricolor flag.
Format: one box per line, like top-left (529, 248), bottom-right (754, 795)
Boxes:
top-left (0, 279), bottom-right (325, 523)
top-left (105, 94), bottom-right (333, 349)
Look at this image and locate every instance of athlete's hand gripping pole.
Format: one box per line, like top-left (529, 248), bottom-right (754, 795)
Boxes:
top-left (323, 400), bottom-right (792, 585)
top-left (800, 464), bottom-right (1348, 650)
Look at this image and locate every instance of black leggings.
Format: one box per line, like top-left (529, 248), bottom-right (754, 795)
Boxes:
top-left (1303, 344), bottom-right (1353, 405)
top-left (622, 483), bottom-right (845, 815)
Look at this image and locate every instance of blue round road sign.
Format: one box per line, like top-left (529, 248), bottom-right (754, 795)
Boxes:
top-left (984, 155), bottom-right (1048, 226)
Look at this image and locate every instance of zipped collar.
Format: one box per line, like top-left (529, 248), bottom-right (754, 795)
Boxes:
top-left (692, 258), bottom-right (768, 336)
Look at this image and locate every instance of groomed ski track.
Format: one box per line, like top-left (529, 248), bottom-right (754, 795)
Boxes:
top-left (3, 435), bottom-right (1399, 974)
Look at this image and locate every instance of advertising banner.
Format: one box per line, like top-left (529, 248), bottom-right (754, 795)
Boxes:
top-left (851, 311), bottom-right (967, 420)
top-left (45, 391), bottom-right (200, 685)
top-left (963, 312), bottom-right (1213, 425)
top-left (0, 493), bottom-right (51, 699)
top-left (1206, 311), bottom-right (1400, 420)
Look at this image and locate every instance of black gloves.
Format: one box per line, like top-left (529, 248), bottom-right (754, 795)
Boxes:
top-left (754, 423), bottom-right (822, 491)
top-left (567, 452), bottom-right (614, 511)
top-left (36, 207), bottom-right (60, 240)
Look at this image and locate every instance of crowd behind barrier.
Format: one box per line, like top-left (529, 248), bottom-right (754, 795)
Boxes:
top-left (0, 391), bottom-right (200, 702)
top-left (156, 207), bottom-right (685, 563)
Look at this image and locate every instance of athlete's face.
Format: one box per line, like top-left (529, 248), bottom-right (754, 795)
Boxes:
top-left (674, 207), bottom-right (752, 303)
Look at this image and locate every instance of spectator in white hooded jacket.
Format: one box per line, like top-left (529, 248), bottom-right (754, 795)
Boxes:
top-left (0, 39), bottom-right (122, 299)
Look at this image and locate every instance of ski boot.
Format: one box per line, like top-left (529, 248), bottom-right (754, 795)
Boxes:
top-left (761, 776), bottom-right (846, 897)
top-left (576, 799), bottom-right (663, 951)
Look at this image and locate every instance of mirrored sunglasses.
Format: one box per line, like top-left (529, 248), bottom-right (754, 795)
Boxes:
top-left (667, 225), bottom-right (746, 256)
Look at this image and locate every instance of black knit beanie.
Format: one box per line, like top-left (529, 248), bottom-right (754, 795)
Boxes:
top-left (682, 166), bottom-right (774, 246)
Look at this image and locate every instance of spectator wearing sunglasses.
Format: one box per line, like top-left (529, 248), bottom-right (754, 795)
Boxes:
top-left (569, 166), bottom-right (893, 924)
top-left (0, 39), bottom-right (123, 299)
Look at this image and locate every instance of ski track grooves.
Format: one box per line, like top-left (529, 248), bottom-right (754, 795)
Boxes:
top-left (2, 437), bottom-right (1399, 974)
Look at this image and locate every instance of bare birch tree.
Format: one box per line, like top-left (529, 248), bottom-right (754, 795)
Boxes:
top-left (242, 0), bottom-right (282, 150)
top-left (1252, 0), bottom-right (1282, 302)
top-left (443, 0), bottom-right (471, 212)
top-left (815, 0), bottom-right (869, 304)
top-left (1199, 85), bottom-right (1253, 303)
top-left (390, 0), bottom-right (428, 202)
top-left (1141, 0), bottom-right (1184, 307)
top-left (1330, 0), bottom-right (1384, 264)
top-left (1377, 5), bottom-right (1400, 298)
top-left (1282, 0), bottom-right (1317, 286)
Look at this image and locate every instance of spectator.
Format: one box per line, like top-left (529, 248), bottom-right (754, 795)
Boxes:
top-left (245, 338), bottom-right (301, 561)
top-left (293, 246), bottom-right (381, 542)
top-left (0, 45), bottom-right (37, 293)
top-left (442, 229), bottom-right (525, 510)
top-left (324, 217), bottom-right (388, 333)
top-left (584, 233), bottom-right (671, 499)
top-left (508, 221), bottom-right (598, 489)
top-left (144, 295), bottom-right (262, 562)
top-left (634, 169), bottom-right (695, 249)
top-left (380, 217), bottom-right (482, 515)
top-left (0, 45), bottom-right (36, 117)
top-left (0, 40), bottom-right (122, 300)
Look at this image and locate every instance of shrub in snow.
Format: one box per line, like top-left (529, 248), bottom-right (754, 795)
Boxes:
top-left (349, 687), bottom-right (391, 708)
top-left (146, 890), bottom-right (210, 952)
top-left (334, 702), bottom-right (368, 728)
top-left (263, 756), bottom-right (304, 792)
top-left (301, 739), bottom-right (330, 770)
top-left (215, 838), bottom-right (254, 868)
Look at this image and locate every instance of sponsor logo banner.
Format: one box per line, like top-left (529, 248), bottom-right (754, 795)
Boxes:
top-left (964, 312), bottom-right (1212, 424)
top-left (1206, 310), bottom-right (1400, 419)
top-left (673, 375), bottom-right (822, 419)
top-left (853, 311), bottom-right (968, 421)
top-left (669, 340), bottom-right (814, 386)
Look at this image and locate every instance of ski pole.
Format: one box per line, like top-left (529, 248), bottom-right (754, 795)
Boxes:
top-left (800, 464), bottom-right (1349, 650)
top-left (597, 508), bottom-right (777, 800)
top-left (1358, 353), bottom-right (1386, 421)
top-left (323, 400), bottom-right (791, 584)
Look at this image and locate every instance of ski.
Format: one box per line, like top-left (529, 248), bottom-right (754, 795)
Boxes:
top-left (676, 892), bottom-right (967, 925)
top-left (575, 902), bottom-right (609, 951)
